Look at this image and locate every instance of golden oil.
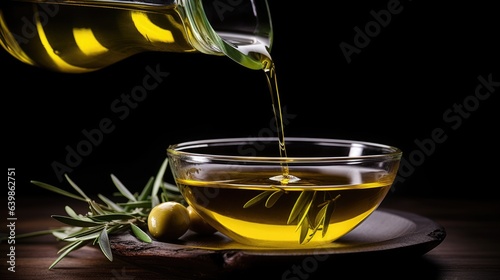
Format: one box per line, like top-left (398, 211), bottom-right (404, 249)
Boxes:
top-left (177, 167), bottom-right (394, 247)
top-left (0, 0), bottom-right (272, 72)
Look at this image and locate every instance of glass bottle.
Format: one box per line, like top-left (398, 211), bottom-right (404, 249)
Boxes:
top-left (0, 0), bottom-right (273, 73)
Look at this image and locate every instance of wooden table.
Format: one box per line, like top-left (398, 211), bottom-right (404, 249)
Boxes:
top-left (2, 195), bottom-right (499, 280)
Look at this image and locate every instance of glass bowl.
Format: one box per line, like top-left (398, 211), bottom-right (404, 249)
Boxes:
top-left (167, 137), bottom-right (402, 248)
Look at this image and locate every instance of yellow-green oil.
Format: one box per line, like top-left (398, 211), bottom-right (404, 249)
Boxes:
top-left (0, 0), bottom-right (272, 72)
top-left (0, 1), bottom-right (199, 73)
top-left (178, 167), bottom-right (394, 247)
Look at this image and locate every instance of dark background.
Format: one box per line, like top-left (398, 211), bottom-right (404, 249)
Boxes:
top-left (3, 0), bottom-right (498, 201)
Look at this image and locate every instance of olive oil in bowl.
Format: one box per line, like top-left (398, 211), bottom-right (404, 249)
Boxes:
top-left (167, 138), bottom-right (402, 248)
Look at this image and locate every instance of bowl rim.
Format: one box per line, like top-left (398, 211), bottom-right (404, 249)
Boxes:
top-left (167, 137), bottom-right (402, 163)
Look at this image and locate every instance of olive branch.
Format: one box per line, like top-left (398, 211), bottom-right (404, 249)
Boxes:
top-left (4, 157), bottom-right (181, 269)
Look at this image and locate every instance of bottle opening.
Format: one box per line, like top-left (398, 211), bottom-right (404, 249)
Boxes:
top-left (200, 0), bottom-right (273, 70)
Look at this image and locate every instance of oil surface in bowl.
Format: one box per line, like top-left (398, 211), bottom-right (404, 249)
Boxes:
top-left (177, 166), bottom-right (394, 248)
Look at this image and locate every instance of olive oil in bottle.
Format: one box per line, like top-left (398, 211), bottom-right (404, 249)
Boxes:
top-left (0, 0), bottom-right (272, 72)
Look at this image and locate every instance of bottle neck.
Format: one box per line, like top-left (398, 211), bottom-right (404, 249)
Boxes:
top-left (181, 0), bottom-right (273, 70)
top-left (180, 0), bottom-right (223, 55)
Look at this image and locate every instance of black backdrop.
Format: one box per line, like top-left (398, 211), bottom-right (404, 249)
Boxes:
top-left (4, 0), bottom-right (498, 200)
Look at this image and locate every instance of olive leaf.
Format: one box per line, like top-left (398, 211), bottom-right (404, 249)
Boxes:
top-left (30, 180), bottom-right (86, 202)
top-left (321, 194), bottom-right (340, 237)
top-left (305, 204), bottom-right (328, 244)
top-left (162, 181), bottom-right (183, 193)
top-left (65, 206), bottom-right (80, 219)
top-left (130, 223), bottom-right (152, 243)
top-left (138, 176), bottom-right (155, 201)
top-left (51, 215), bottom-right (105, 227)
top-left (89, 213), bottom-right (137, 222)
top-left (243, 190), bottom-right (274, 208)
top-left (265, 189), bottom-right (286, 208)
top-left (152, 157), bottom-right (169, 207)
top-left (314, 203), bottom-right (328, 229)
top-left (288, 191), bottom-right (314, 225)
top-left (299, 209), bottom-right (310, 244)
top-left (98, 194), bottom-right (124, 212)
top-left (98, 227), bottom-right (113, 262)
top-left (152, 195), bottom-right (160, 208)
top-left (117, 200), bottom-right (152, 208)
top-left (52, 229), bottom-right (76, 241)
top-left (64, 174), bottom-right (91, 201)
top-left (64, 226), bottom-right (106, 241)
top-left (89, 200), bottom-right (108, 215)
top-left (111, 174), bottom-right (137, 203)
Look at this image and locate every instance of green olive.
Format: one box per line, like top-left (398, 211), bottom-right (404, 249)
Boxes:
top-left (148, 201), bottom-right (190, 242)
top-left (187, 205), bottom-right (217, 235)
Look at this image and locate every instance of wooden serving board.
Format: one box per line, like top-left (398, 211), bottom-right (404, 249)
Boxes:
top-left (110, 208), bottom-right (446, 279)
